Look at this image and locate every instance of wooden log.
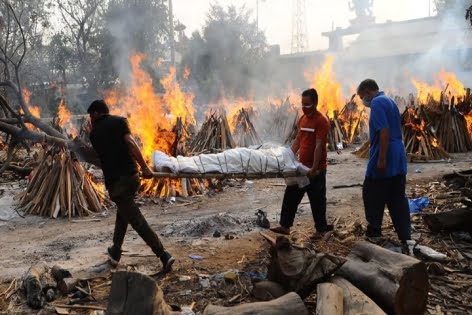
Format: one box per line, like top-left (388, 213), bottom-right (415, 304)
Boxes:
top-left (315, 283), bottom-right (343, 315)
top-left (57, 277), bottom-right (79, 294)
top-left (22, 262), bottom-right (55, 309)
top-left (251, 280), bottom-right (287, 301)
top-left (203, 292), bottom-right (308, 315)
top-left (107, 271), bottom-right (177, 315)
top-left (336, 241), bottom-right (428, 315)
top-left (423, 207), bottom-right (472, 232)
top-left (268, 236), bottom-right (346, 298)
top-left (329, 277), bottom-right (386, 315)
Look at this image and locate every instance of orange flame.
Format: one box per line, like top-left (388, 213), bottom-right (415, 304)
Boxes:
top-left (161, 67), bottom-right (195, 126)
top-left (21, 88), bottom-right (41, 118)
top-left (104, 53), bottom-right (195, 160)
top-left (57, 99), bottom-right (78, 137)
top-left (412, 70), bottom-right (465, 104)
top-left (304, 55), bottom-right (344, 117)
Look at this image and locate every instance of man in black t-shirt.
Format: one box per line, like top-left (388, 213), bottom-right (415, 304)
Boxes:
top-left (88, 100), bottom-right (174, 272)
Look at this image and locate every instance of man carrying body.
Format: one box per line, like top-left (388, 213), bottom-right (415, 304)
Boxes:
top-left (271, 88), bottom-right (333, 235)
top-left (357, 79), bottom-right (411, 247)
top-left (88, 100), bottom-right (174, 272)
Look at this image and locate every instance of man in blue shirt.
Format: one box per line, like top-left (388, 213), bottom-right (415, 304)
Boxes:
top-left (357, 79), bottom-right (411, 246)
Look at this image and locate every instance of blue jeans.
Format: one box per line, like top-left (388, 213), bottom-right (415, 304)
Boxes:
top-left (279, 171), bottom-right (328, 232)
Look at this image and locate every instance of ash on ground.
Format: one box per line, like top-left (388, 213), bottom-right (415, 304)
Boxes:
top-left (163, 213), bottom-right (257, 237)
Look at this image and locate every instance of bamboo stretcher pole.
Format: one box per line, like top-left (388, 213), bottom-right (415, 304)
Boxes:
top-left (150, 171), bottom-right (300, 179)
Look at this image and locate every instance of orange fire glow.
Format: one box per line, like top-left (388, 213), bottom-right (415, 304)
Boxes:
top-left (22, 88), bottom-right (41, 118)
top-left (412, 70), bottom-right (465, 104)
top-left (57, 99), bottom-right (78, 137)
top-left (104, 53), bottom-right (195, 160)
top-left (304, 55), bottom-right (344, 117)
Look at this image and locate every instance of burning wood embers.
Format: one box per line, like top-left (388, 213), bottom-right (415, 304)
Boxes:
top-left (139, 117), bottom-right (206, 199)
top-left (231, 108), bottom-right (261, 147)
top-left (16, 147), bottom-right (107, 218)
top-left (402, 106), bottom-right (450, 161)
top-left (188, 111), bottom-right (235, 154)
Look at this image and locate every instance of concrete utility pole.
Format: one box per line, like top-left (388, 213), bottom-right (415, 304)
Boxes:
top-left (168, 0), bottom-right (175, 67)
top-left (291, 0), bottom-right (308, 53)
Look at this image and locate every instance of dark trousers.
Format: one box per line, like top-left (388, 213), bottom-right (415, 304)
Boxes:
top-left (363, 175), bottom-right (411, 241)
top-left (280, 172), bottom-right (328, 232)
top-left (108, 174), bottom-right (164, 257)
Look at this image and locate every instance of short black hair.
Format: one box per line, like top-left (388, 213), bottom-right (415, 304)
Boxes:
top-left (301, 88), bottom-right (318, 104)
top-left (357, 79), bottom-right (379, 94)
top-left (87, 99), bottom-right (109, 114)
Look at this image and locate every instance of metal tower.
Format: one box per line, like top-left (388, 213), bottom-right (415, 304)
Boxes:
top-left (291, 0), bottom-right (309, 53)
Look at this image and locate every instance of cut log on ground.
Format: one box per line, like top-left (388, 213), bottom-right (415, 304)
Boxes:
top-left (315, 283), bottom-right (343, 315)
top-left (107, 271), bottom-right (178, 315)
top-left (203, 292), bottom-right (308, 315)
top-left (329, 276), bottom-right (386, 315)
top-left (251, 280), bottom-right (287, 301)
top-left (336, 241), bottom-right (428, 315)
top-left (22, 262), bottom-right (56, 309)
top-left (267, 236), bottom-right (346, 298)
top-left (423, 207), bottom-right (472, 233)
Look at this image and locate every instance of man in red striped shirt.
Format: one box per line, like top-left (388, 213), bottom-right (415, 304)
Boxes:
top-left (271, 88), bottom-right (333, 235)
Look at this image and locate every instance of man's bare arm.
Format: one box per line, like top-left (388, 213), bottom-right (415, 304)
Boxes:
top-left (311, 139), bottom-right (324, 172)
top-left (124, 134), bottom-right (153, 177)
top-left (377, 128), bottom-right (389, 172)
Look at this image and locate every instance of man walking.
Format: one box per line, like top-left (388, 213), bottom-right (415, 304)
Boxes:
top-left (357, 79), bottom-right (411, 246)
top-left (88, 100), bottom-right (174, 272)
top-left (271, 88), bottom-right (333, 235)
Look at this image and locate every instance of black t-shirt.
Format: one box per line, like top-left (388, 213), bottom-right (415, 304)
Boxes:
top-left (89, 115), bottom-right (138, 188)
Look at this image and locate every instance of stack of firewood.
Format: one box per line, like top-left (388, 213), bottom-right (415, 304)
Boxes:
top-left (232, 108), bottom-right (261, 147)
top-left (284, 111), bottom-right (299, 145)
top-left (188, 111), bottom-right (235, 154)
top-left (434, 92), bottom-right (472, 153)
top-left (17, 148), bottom-right (107, 218)
top-left (352, 140), bottom-right (370, 159)
top-left (339, 95), bottom-right (368, 144)
top-left (262, 97), bottom-right (299, 142)
top-left (402, 107), bottom-right (450, 161)
top-left (328, 111), bottom-right (348, 151)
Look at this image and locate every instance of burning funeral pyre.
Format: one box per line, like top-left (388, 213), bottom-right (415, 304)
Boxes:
top-left (412, 71), bottom-right (472, 153)
top-left (103, 54), bottom-right (207, 199)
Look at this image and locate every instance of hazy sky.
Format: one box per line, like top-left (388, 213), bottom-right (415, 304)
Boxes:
top-left (173, 0), bottom-right (436, 53)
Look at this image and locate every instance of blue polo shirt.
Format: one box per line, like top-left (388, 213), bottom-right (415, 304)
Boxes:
top-left (366, 92), bottom-right (407, 179)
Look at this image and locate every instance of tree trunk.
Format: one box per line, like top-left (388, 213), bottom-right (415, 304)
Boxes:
top-left (107, 271), bottom-right (178, 315)
top-left (336, 241), bottom-right (428, 315)
top-left (315, 283), bottom-right (343, 315)
top-left (203, 292), bottom-right (308, 315)
top-left (329, 277), bottom-right (386, 315)
top-left (423, 207), bottom-right (472, 232)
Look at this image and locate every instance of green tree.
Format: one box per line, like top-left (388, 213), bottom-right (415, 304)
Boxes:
top-left (181, 4), bottom-right (269, 103)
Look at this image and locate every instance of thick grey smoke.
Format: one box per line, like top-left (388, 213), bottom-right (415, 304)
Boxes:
top-left (333, 1), bottom-right (472, 95)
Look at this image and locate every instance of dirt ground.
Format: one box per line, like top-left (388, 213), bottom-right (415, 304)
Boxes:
top-left (1, 151), bottom-right (472, 314)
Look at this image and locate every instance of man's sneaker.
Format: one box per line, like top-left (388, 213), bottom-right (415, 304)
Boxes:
top-left (160, 251), bottom-right (175, 273)
top-left (107, 246), bottom-right (122, 267)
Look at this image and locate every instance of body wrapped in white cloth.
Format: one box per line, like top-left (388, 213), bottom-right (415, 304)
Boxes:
top-left (152, 147), bottom-right (311, 188)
